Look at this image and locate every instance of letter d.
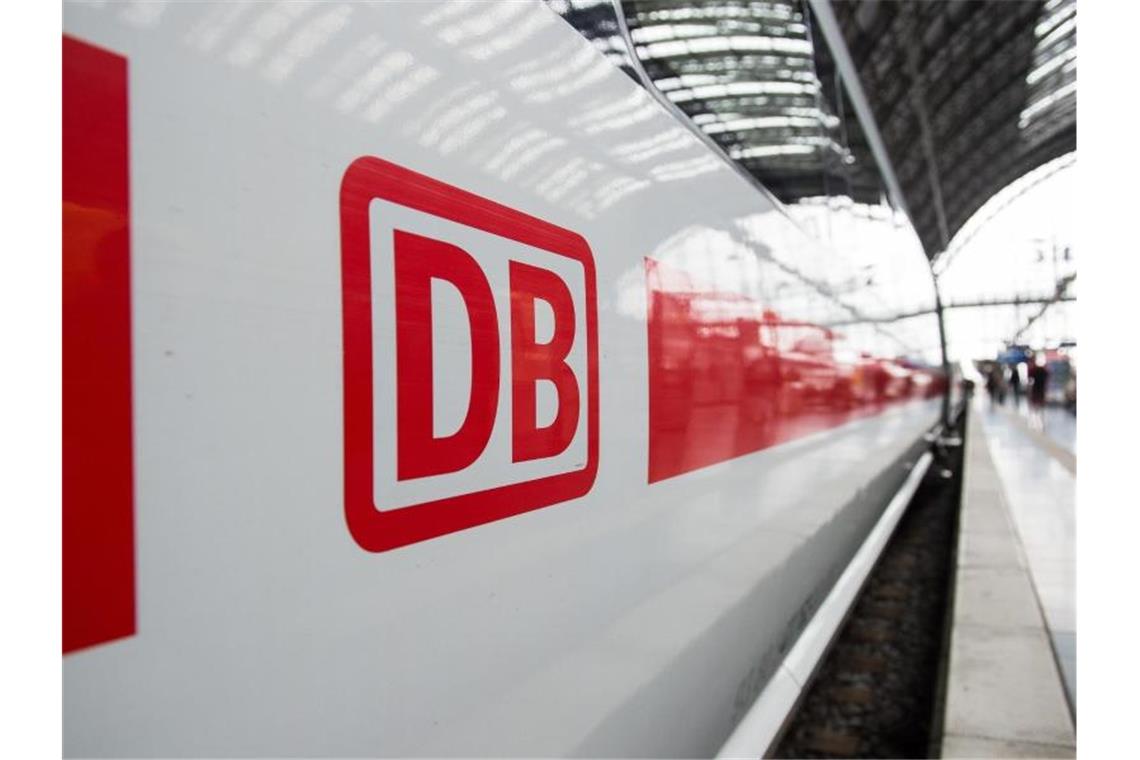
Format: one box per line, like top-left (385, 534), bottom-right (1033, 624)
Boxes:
top-left (394, 231), bottom-right (499, 480)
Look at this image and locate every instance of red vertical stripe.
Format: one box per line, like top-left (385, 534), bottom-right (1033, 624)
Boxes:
top-left (62, 35), bottom-right (135, 654)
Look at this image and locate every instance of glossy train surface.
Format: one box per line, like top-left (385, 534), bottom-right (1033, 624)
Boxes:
top-left (63, 2), bottom-right (947, 756)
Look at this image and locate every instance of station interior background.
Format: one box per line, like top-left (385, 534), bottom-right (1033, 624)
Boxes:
top-left (549, 0), bottom-right (1078, 386)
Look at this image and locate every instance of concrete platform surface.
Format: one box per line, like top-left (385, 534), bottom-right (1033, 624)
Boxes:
top-left (980, 401), bottom-right (1076, 705)
top-left (941, 404), bottom-right (1075, 758)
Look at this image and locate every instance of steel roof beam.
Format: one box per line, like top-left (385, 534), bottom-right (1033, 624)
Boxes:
top-left (1012, 272), bottom-right (1076, 342)
top-left (806, 0), bottom-right (910, 221)
top-left (822, 293), bottom-right (1077, 328)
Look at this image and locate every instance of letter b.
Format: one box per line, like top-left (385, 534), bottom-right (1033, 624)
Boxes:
top-left (510, 260), bottom-right (580, 462)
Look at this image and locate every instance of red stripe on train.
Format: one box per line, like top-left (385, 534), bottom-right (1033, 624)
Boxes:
top-left (646, 257), bottom-right (943, 483)
top-left (63, 35), bottom-right (135, 654)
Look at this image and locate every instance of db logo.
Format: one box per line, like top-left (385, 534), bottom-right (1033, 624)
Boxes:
top-left (340, 157), bottom-right (599, 552)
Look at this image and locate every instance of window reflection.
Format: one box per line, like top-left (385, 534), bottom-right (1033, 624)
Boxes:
top-left (646, 255), bottom-right (946, 482)
top-left (622, 0), bottom-right (845, 206)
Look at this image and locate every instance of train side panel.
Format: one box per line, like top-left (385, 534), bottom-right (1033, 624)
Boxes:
top-left (63, 2), bottom-right (942, 756)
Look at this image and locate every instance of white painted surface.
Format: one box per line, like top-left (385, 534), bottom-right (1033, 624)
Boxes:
top-left (63, 2), bottom-right (942, 755)
top-left (717, 451), bottom-right (933, 759)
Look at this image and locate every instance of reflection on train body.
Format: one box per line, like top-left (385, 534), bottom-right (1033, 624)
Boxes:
top-left (647, 258), bottom-right (944, 483)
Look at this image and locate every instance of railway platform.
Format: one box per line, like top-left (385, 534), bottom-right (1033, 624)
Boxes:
top-left (941, 399), bottom-right (1076, 758)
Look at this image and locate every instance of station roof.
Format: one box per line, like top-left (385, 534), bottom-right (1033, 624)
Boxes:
top-left (828, 0), bottom-right (1076, 259)
top-left (617, 0), bottom-right (1076, 260)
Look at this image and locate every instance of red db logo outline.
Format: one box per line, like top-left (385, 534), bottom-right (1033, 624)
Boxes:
top-left (340, 157), bottom-right (599, 552)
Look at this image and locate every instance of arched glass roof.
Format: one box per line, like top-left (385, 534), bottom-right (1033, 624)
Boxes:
top-left (829, 0), bottom-right (1076, 259)
top-left (548, 0), bottom-right (1077, 261)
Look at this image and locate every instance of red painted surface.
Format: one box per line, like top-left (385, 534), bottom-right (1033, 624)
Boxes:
top-left (63, 35), bottom-right (135, 653)
top-left (341, 157), bottom-right (599, 553)
top-left (646, 258), bottom-right (943, 484)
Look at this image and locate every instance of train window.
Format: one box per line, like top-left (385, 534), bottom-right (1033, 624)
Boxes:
top-left (620, 0), bottom-right (835, 212)
top-left (545, 0), bottom-right (885, 243)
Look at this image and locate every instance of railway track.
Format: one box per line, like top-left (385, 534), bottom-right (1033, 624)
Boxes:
top-left (774, 429), bottom-right (964, 759)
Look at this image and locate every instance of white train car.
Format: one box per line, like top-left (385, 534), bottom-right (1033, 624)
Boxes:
top-left (63, 1), bottom-right (950, 755)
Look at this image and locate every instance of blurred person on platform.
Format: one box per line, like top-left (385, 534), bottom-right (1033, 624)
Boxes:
top-left (985, 363), bottom-right (1007, 407)
top-left (1008, 361), bottom-right (1022, 402)
top-left (1029, 352), bottom-right (1049, 427)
